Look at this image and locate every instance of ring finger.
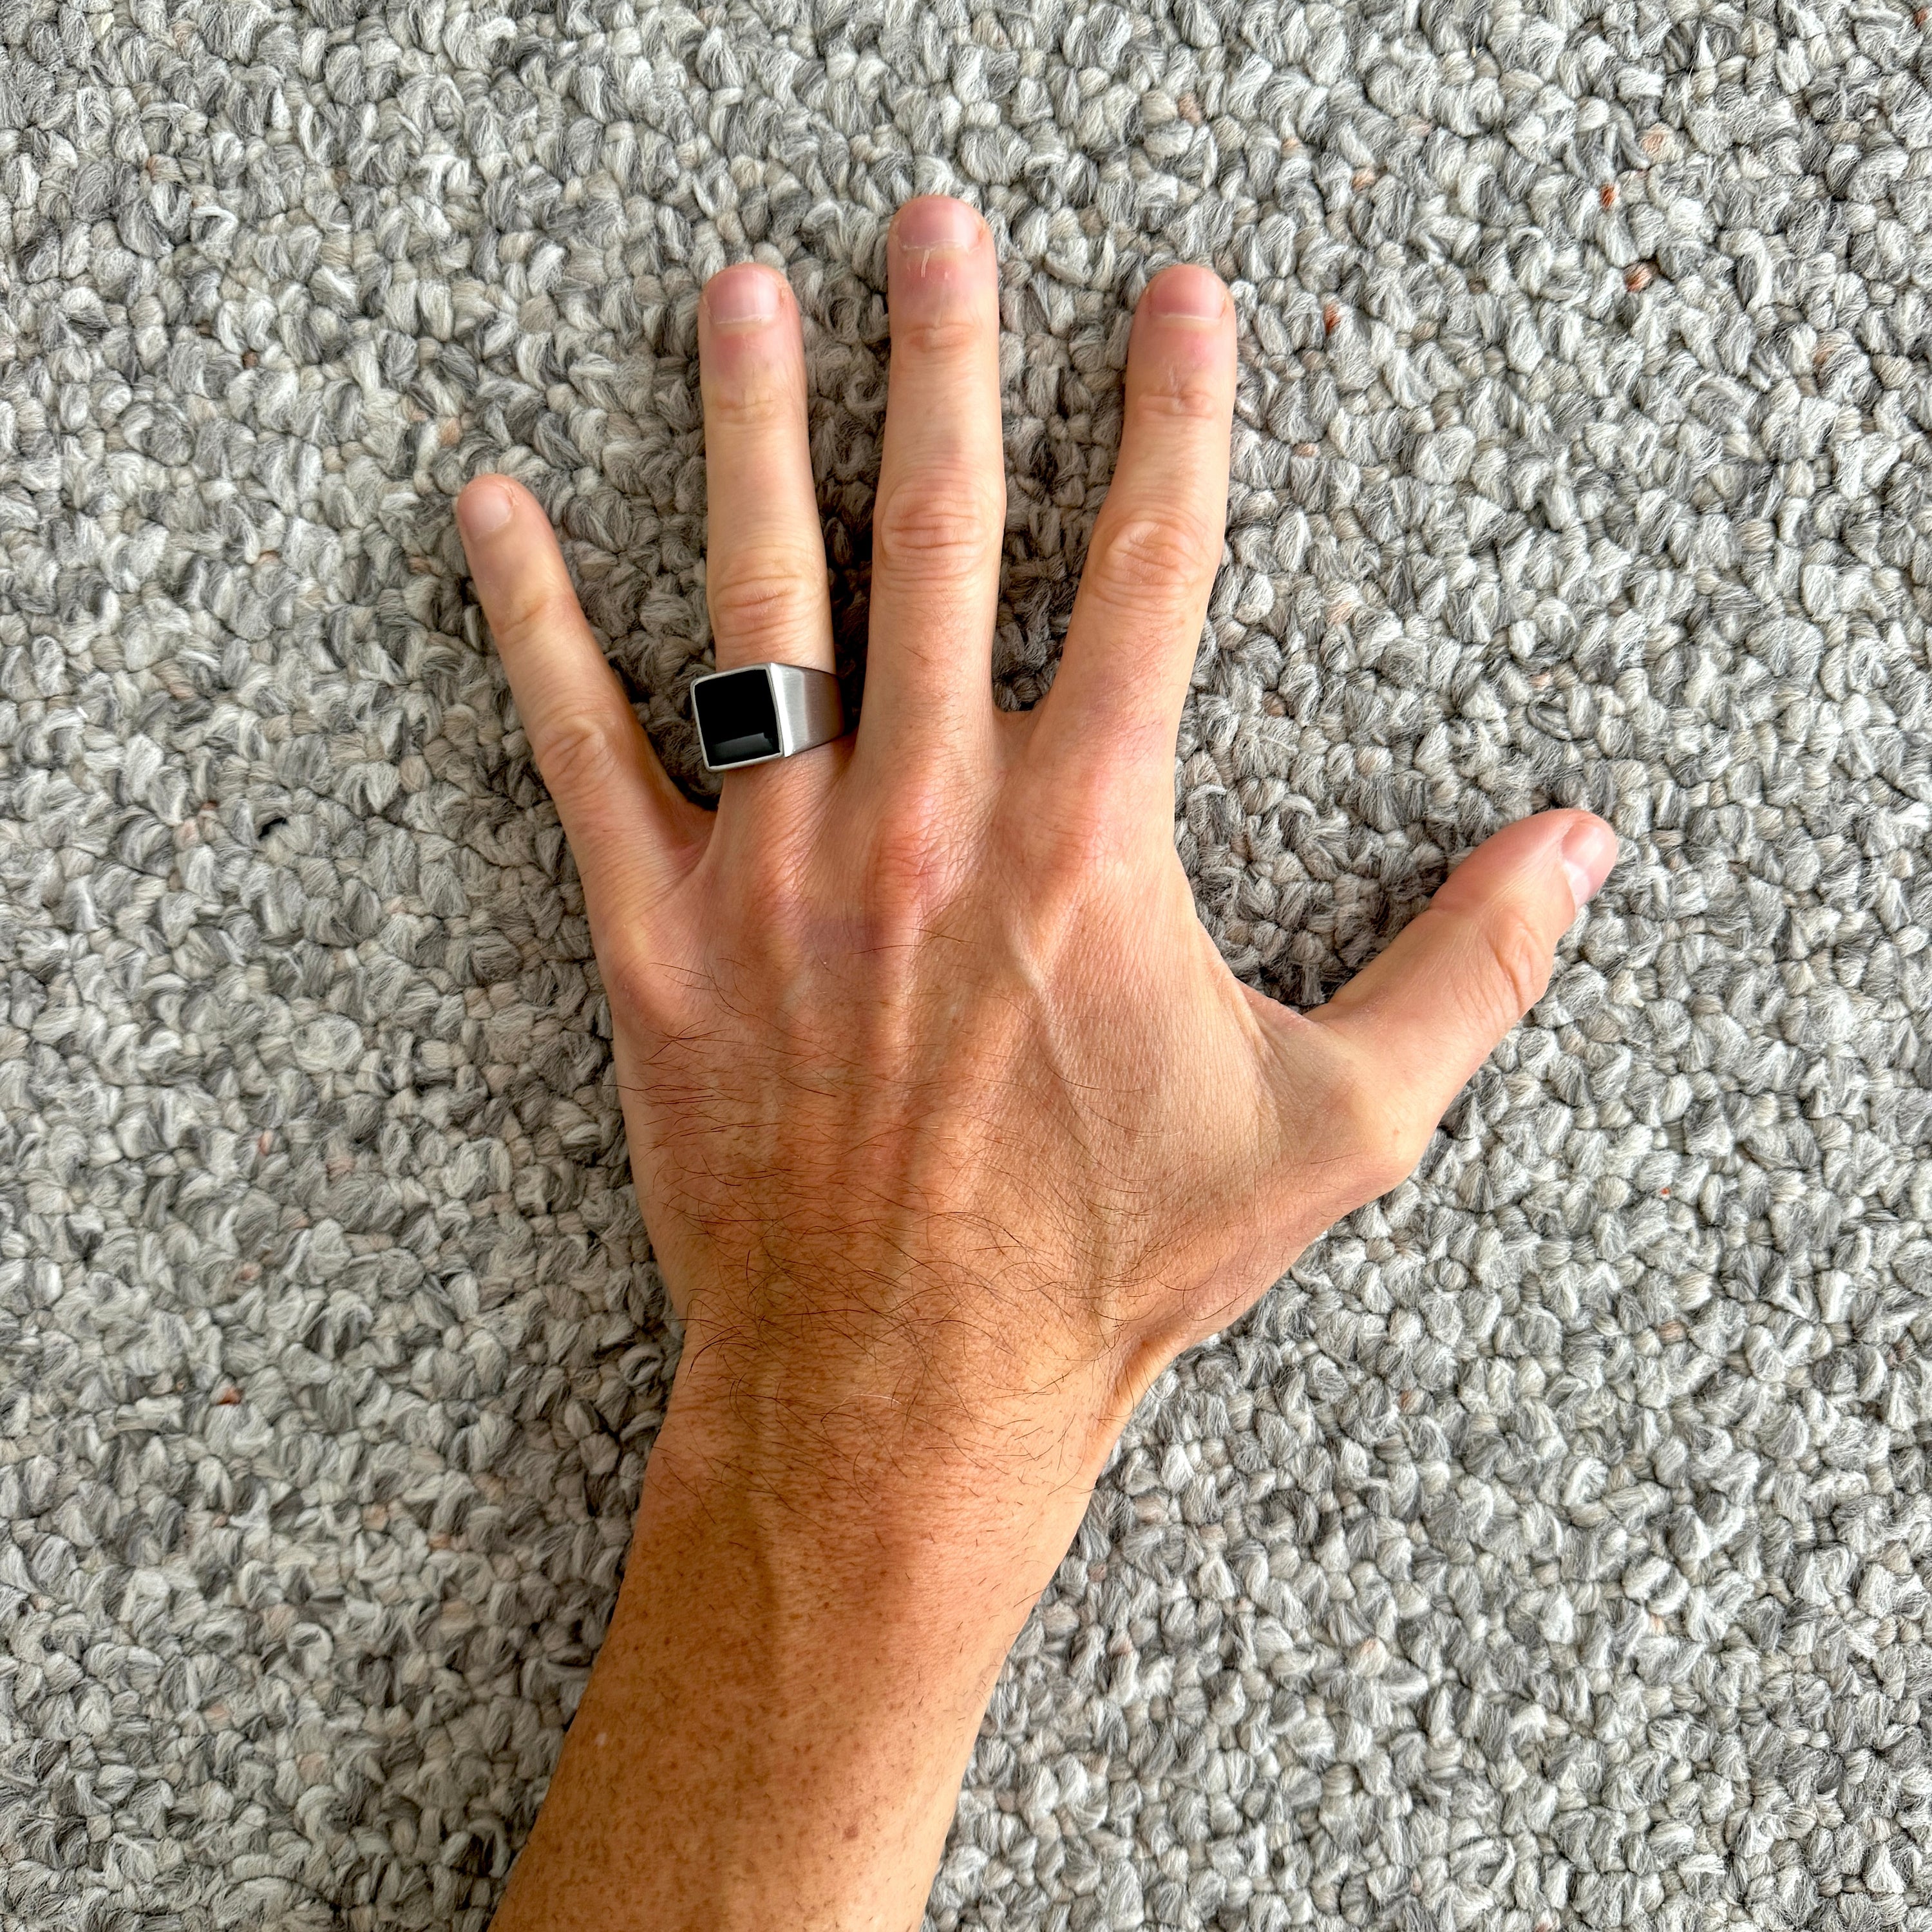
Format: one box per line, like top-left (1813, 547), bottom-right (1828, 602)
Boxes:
top-left (697, 263), bottom-right (836, 679)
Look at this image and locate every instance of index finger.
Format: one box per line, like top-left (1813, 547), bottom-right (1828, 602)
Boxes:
top-left (456, 476), bottom-right (708, 947)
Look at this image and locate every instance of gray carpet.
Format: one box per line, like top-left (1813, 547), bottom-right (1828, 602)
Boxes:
top-left (3, 0), bottom-right (1931, 1925)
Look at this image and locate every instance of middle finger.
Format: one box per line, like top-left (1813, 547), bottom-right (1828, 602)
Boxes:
top-left (855, 196), bottom-right (1007, 770)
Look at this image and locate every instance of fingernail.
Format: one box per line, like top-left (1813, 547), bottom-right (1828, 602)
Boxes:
top-left (895, 196), bottom-right (982, 256)
top-left (1149, 266), bottom-right (1227, 322)
top-left (1560, 817), bottom-right (1618, 913)
top-left (705, 265), bottom-right (781, 328)
top-left (458, 479), bottom-right (515, 542)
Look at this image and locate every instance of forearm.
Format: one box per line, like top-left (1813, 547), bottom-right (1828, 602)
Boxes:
top-left (488, 1355), bottom-right (1106, 1932)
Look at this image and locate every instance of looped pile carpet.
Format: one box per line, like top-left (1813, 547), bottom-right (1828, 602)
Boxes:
top-left (2, 0), bottom-right (1929, 1926)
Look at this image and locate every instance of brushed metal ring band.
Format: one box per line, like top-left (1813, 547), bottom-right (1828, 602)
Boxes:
top-left (690, 662), bottom-right (847, 772)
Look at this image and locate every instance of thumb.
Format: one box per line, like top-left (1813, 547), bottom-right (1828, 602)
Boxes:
top-left (1309, 808), bottom-right (1619, 1171)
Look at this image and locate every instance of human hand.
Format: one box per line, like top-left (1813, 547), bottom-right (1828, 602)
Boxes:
top-left (459, 194), bottom-right (1616, 1931)
top-left (456, 193), bottom-right (1615, 1502)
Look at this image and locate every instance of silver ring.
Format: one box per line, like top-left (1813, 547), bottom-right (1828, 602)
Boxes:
top-left (690, 661), bottom-right (847, 772)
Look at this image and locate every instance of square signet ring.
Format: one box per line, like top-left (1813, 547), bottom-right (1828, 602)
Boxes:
top-left (690, 662), bottom-right (848, 772)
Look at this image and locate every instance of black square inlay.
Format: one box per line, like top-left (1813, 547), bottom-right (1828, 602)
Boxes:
top-left (694, 667), bottom-right (781, 766)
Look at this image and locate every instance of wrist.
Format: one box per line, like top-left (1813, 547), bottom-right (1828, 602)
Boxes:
top-left (654, 1332), bottom-right (1106, 1631)
top-left (659, 1292), bottom-right (1127, 1584)
top-left (490, 1360), bottom-right (1099, 1932)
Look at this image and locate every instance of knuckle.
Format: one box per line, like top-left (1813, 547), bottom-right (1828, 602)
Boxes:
top-left (1339, 1089), bottom-right (1428, 1202)
top-left (703, 379), bottom-right (792, 433)
top-left (1085, 507), bottom-right (1215, 602)
top-left (869, 784), bottom-right (950, 891)
top-left (485, 578), bottom-right (571, 653)
top-left (1474, 902), bottom-right (1554, 1022)
top-left (723, 848), bottom-right (815, 969)
top-left (603, 934), bottom-right (685, 1036)
top-left (1012, 766), bottom-right (1137, 893)
top-left (606, 932), bottom-right (732, 1061)
top-left (706, 545), bottom-right (824, 648)
top-left (530, 705), bottom-right (632, 800)
top-left (1132, 367), bottom-right (1230, 426)
top-left (860, 772), bottom-right (972, 934)
top-left (895, 313), bottom-right (992, 363)
top-left (1312, 1068), bottom-right (1428, 1205)
top-left (872, 469), bottom-right (1006, 574)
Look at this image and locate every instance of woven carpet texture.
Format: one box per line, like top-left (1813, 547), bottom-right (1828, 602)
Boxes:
top-left (4, 0), bottom-right (1932, 1925)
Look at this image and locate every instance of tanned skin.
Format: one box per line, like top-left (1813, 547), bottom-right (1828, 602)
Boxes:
top-left (453, 194), bottom-right (1619, 1932)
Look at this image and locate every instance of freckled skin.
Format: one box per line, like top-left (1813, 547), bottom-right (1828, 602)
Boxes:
top-left (452, 196), bottom-right (1617, 1932)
